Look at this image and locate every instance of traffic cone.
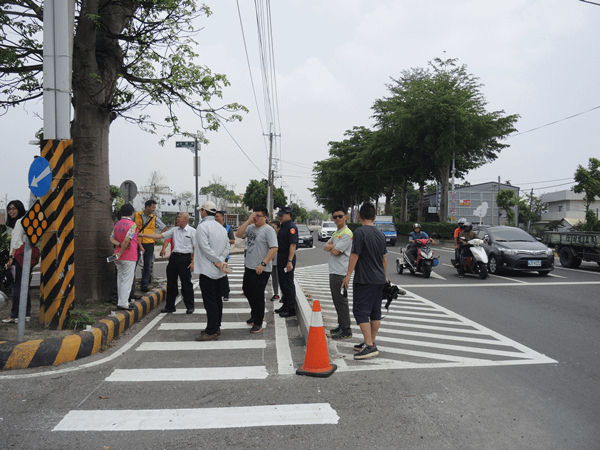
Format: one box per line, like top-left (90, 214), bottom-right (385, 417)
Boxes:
top-left (296, 300), bottom-right (337, 378)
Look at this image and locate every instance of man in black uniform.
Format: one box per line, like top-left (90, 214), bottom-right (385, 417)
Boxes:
top-left (274, 206), bottom-right (298, 317)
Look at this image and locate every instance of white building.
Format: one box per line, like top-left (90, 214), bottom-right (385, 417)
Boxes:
top-left (541, 190), bottom-right (600, 226)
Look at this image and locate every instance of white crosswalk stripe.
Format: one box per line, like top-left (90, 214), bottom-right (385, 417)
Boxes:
top-left (53, 255), bottom-right (339, 432)
top-left (295, 264), bottom-right (557, 372)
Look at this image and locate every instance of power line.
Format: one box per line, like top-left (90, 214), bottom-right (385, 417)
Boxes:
top-left (511, 105), bottom-right (600, 137)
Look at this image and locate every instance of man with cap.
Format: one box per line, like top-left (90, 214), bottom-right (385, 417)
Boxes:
top-left (193, 201), bottom-right (230, 341)
top-left (139, 212), bottom-right (195, 314)
top-left (274, 206), bottom-right (298, 317)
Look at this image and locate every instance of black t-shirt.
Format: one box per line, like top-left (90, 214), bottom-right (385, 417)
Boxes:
top-left (277, 220), bottom-right (298, 260)
top-left (351, 225), bottom-right (387, 285)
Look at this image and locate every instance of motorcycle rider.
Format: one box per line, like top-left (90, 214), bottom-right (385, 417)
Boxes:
top-left (457, 222), bottom-right (478, 278)
top-left (454, 218), bottom-right (467, 262)
top-left (407, 223), bottom-right (435, 264)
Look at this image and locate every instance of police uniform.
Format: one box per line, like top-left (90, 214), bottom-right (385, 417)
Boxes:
top-left (277, 218), bottom-right (298, 313)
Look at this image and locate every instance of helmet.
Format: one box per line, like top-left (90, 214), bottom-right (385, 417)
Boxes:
top-left (458, 218), bottom-right (466, 227)
top-left (413, 223), bottom-right (421, 230)
top-left (464, 221), bottom-right (472, 231)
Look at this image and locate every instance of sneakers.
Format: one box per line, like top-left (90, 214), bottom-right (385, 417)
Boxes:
top-left (250, 325), bottom-right (263, 333)
top-left (329, 326), bottom-right (342, 334)
top-left (354, 343), bottom-right (379, 360)
top-left (195, 332), bottom-right (218, 341)
top-left (279, 309), bottom-right (296, 318)
top-left (331, 330), bottom-right (352, 340)
top-left (246, 317), bottom-right (254, 325)
top-left (201, 328), bottom-right (221, 336)
top-left (353, 341), bottom-right (376, 352)
top-left (270, 294), bottom-right (280, 301)
top-left (3, 317), bottom-right (31, 324)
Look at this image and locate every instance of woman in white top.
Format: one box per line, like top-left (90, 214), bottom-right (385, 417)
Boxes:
top-left (2, 200), bottom-right (32, 323)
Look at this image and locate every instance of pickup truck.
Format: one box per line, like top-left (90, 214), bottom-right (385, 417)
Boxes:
top-left (542, 231), bottom-right (600, 268)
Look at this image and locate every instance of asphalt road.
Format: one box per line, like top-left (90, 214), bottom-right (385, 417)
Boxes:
top-left (1, 232), bottom-right (599, 449)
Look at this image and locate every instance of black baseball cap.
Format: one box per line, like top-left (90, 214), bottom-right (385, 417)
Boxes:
top-left (277, 206), bottom-right (291, 216)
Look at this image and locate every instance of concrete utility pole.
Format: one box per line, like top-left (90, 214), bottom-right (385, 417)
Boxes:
top-left (264, 124), bottom-right (280, 219)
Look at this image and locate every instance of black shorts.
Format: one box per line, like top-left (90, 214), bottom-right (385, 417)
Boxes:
top-left (352, 283), bottom-right (385, 324)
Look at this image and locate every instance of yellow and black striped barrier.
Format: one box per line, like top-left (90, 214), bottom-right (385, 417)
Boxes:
top-left (39, 139), bottom-right (75, 329)
top-left (0, 286), bottom-right (165, 371)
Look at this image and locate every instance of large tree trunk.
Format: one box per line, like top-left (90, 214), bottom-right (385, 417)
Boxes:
top-left (384, 176), bottom-right (394, 217)
top-left (437, 165), bottom-right (450, 222)
top-left (417, 177), bottom-right (425, 223)
top-left (400, 176), bottom-right (408, 222)
top-left (71, 0), bottom-right (134, 302)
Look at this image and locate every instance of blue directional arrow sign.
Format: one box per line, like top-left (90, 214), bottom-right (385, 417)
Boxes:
top-left (28, 157), bottom-right (52, 197)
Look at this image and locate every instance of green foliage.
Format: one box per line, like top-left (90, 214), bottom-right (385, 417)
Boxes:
top-left (110, 185), bottom-right (125, 217)
top-left (65, 309), bottom-right (96, 330)
top-left (577, 210), bottom-right (600, 232)
top-left (291, 204), bottom-right (309, 224)
top-left (200, 179), bottom-right (237, 203)
top-left (242, 179), bottom-right (286, 210)
top-left (496, 189), bottom-right (519, 226)
top-left (518, 191), bottom-right (547, 225)
top-left (230, 206), bottom-right (249, 222)
top-left (573, 157), bottom-right (600, 213)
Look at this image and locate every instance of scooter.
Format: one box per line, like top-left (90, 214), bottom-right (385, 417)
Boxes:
top-left (396, 238), bottom-right (438, 279)
top-left (451, 238), bottom-right (489, 279)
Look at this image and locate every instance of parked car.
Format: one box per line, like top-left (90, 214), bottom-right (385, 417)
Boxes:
top-left (472, 225), bottom-right (554, 276)
top-left (296, 224), bottom-right (314, 248)
top-left (317, 221), bottom-right (336, 241)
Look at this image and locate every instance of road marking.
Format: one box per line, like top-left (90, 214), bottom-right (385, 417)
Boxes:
top-left (105, 366), bottom-right (269, 382)
top-left (136, 340), bottom-right (266, 351)
top-left (158, 321), bottom-right (251, 331)
top-left (274, 304), bottom-right (296, 375)
top-left (390, 281), bottom-right (600, 288)
top-left (173, 308), bottom-right (266, 314)
top-left (296, 264), bottom-right (557, 372)
top-left (53, 403), bottom-right (339, 431)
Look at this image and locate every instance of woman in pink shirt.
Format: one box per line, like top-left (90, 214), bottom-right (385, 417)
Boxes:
top-left (110, 204), bottom-right (139, 311)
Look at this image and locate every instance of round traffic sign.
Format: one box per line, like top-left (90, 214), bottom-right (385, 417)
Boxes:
top-left (28, 157), bottom-right (52, 197)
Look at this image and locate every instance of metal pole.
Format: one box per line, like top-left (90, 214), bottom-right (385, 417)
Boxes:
top-left (528, 188), bottom-right (533, 232)
top-left (266, 124), bottom-right (274, 218)
top-left (194, 136), bottom-right (199, 228)
top-left (16, 192), bottom-right (36, 341)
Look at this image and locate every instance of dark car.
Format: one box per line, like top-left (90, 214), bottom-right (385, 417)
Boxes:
top-left (472, 225), bottom-right (554, 276)
top-left (296, 224), bottom-right (314, 248)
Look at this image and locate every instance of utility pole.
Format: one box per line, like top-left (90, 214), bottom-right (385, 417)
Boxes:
top-left (528, 188), bottom-right (534, 232)
top-left (264, 123), bottom-right (280, 219)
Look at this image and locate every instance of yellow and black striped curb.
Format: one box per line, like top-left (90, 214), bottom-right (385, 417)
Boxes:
top-left (0, 286), bottom-right (165, 371)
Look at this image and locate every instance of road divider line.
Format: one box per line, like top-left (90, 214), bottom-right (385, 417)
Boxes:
top-left (105, 366), bottom-right (269, 382)
top-left (53, 403), bottom-right (339, 431)
top-left (136, 340), bottom-right (266, 351)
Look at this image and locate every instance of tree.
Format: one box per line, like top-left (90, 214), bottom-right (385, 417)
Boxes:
top-left (176, 191), bottom-right (194, 212)
top-left (291, 204), bottom-right (308, 224)
top-left (200, 175), bottom-right (236, 210)
top-left (573, 157), bottom-right (600, 214)
top-left (374, 58), bottom-right (518, 222)
top-left (496, 189), bottom-right (519, 226)
top-left (518, 191), bottom-right (547, 228)
top-left (1, 2), bottom-right (246, 302)
top-left (242, 179), bottom-right (286, 210)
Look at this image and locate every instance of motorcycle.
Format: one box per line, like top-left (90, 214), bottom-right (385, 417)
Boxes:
top-left (396, 238), bottom-right (438, 279)
top-left (451, 238), bottom-right (489, 279)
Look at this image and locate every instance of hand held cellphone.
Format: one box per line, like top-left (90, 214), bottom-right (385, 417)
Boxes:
top-left (107, 255), bottom-right (118, 263)
top-left (341, 287), bottom-right (348, 298)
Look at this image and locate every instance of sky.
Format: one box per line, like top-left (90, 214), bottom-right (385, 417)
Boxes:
top-left (2, 0), bottom-right (600, 212)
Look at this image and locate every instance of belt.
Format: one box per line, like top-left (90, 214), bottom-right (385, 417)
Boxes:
top-left (171, 252), bottom-right (192, 256)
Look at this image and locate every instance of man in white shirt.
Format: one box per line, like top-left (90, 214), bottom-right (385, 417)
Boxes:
top-left (193, 201), bottom-right (230, 341)
top-left (139, 212), bottom-right (195, 314)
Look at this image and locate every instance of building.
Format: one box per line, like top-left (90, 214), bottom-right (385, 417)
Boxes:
top-left (422, 181), bottom-right (520, 225)
top-left (540, 189), bottom-right (600, 228)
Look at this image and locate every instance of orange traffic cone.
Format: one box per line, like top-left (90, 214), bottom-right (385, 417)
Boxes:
top-left (296, 300), bottom-right (337, 378)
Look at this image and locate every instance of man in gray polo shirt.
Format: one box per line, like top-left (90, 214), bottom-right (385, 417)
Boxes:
top-left (324, 206), bottom-right (353, 340)
top-left (235, 204), bottom-right (278, 333)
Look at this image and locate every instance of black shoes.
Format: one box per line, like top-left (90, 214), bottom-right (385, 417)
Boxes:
top-left (161, 308), bottom-right (176, 313)
top-left (141, 287), bottom-right (150, 293)
top-left (274, 307), bottom-right (284, 314)
top-left (186, 309), bottom-right (194, 314)
top-left (279, 309), bottom-right (296, 318)
top-left (246, 317), bottom-right (254, 325)
top-left (117, 305), bottom-right (135, 311)
top-left (270, 295), bottom-right (280, 301)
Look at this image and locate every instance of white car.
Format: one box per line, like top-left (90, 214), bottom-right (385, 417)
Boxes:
top-left (318, 221), bottom-right (337, 241)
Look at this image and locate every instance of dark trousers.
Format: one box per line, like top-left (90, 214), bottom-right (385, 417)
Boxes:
top-left (199, 274), bottom-right (223, 335)
top-left (110, 264), bottom-right (136, 303)
top-left (165, 252), bottom-right (194, 311)
top-left (271, 265), bottom-right (279, 296)
top-left (242, 267), bottom-right (271, 327)
top-left (10, 263), bottom-right (31, 319)
top-left (218, 275), bottom-right (230, 299)
top-left (141, 243), bottom-right (155, 289)
top-left (277, 257), bottom-right (296, 311)
top-left (329, 273), bottom-right (351, 332)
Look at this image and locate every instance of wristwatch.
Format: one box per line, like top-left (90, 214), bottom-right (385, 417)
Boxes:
top-left (261, 262), bottom-right (267, 267)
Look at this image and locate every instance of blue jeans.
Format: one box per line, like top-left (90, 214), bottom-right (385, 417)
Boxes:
top-left (141, 243), bottom-right (155, 289)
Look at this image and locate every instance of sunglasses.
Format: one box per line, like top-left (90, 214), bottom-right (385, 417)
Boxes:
top-left (332, 215), bottom-right (345, 219)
